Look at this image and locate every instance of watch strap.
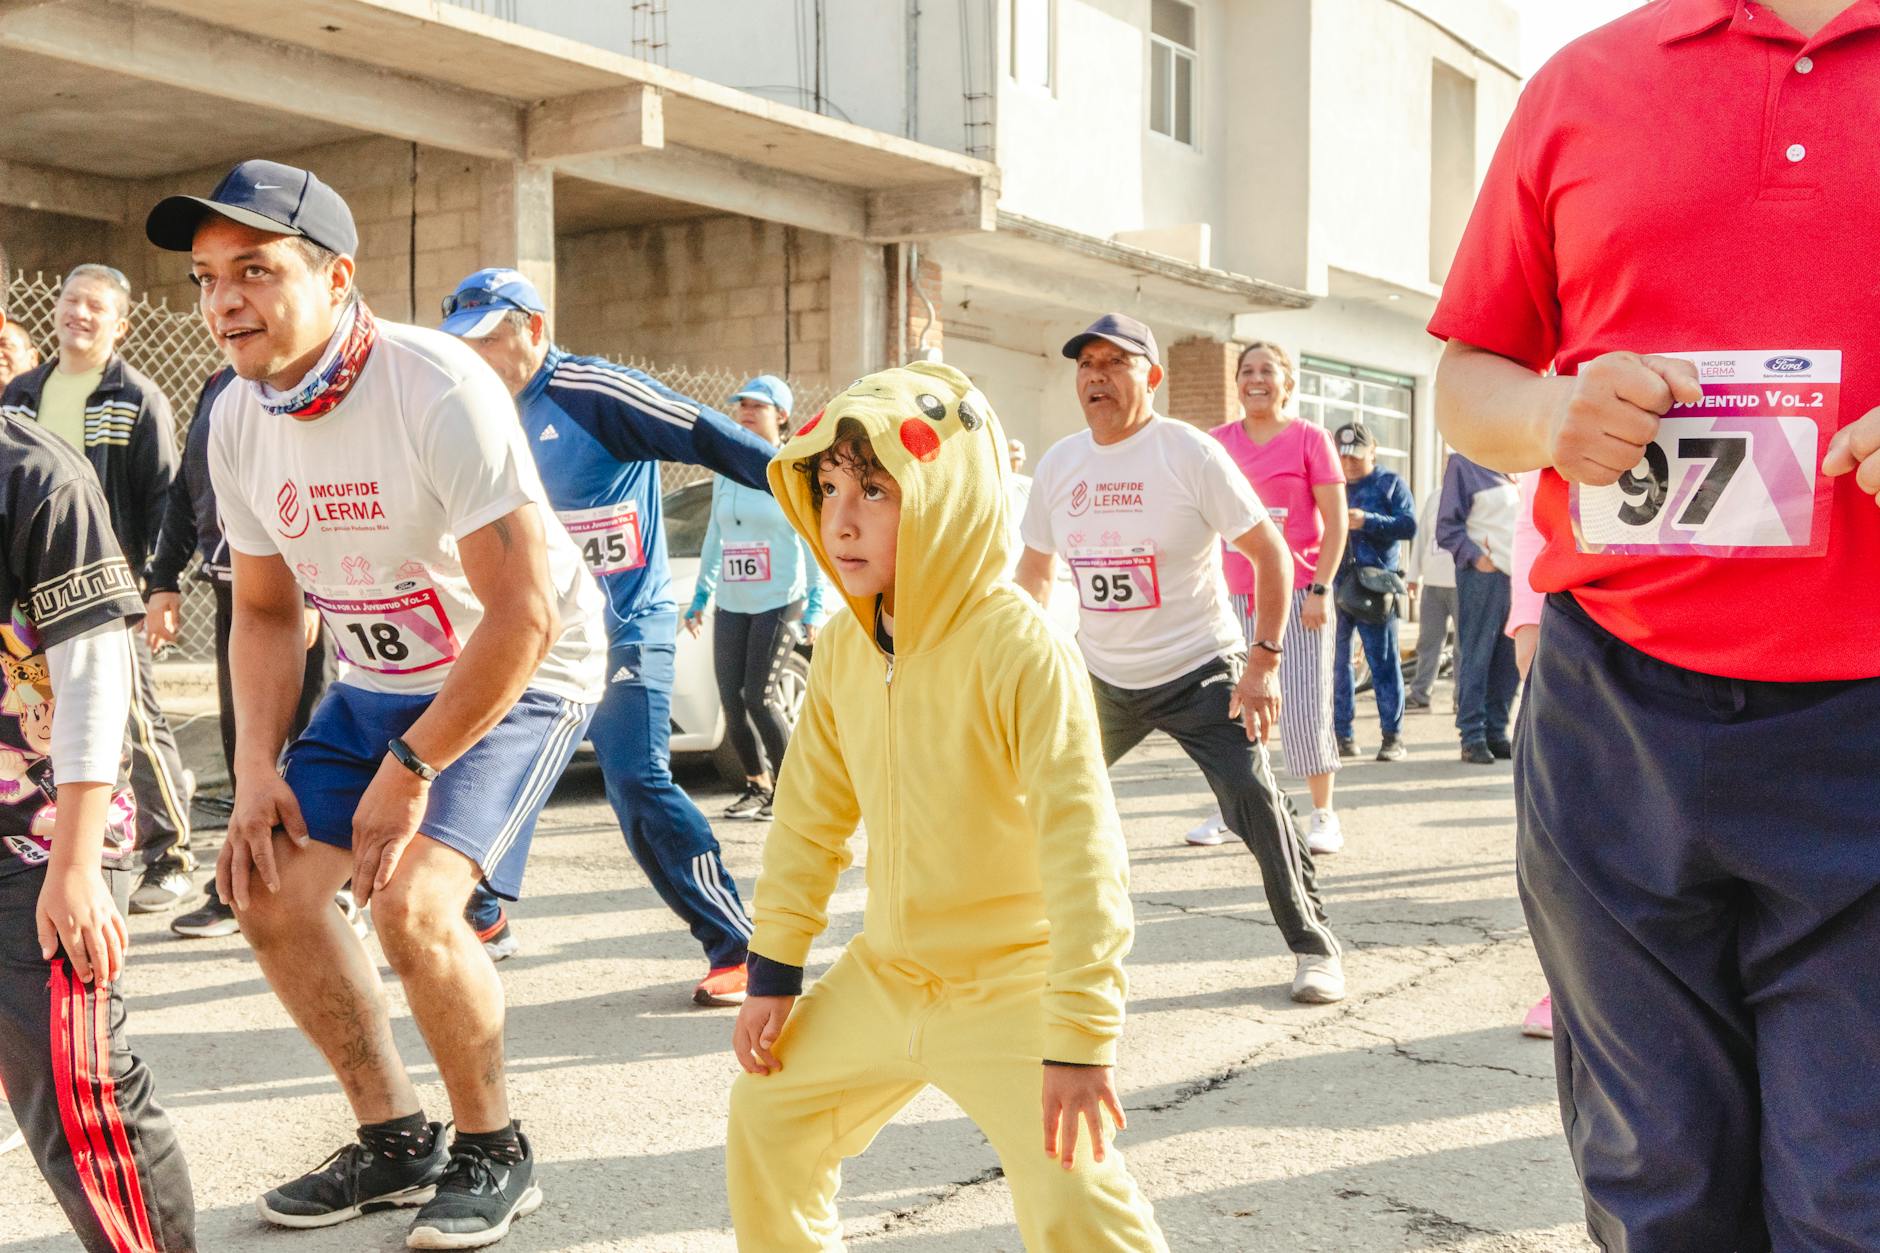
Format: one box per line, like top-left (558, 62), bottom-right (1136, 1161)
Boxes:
top-left (1254, 639), bottom-right (1284, 654)
top-left (387, 736), bottom-right (438, 782)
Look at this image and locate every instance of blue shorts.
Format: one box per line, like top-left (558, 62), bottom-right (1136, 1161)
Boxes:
top-left (282, 683), bottom-right (595, 899)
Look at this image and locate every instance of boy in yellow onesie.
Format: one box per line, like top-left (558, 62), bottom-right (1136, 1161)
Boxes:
top-left (726, 361), bottom-right (1166, 1251)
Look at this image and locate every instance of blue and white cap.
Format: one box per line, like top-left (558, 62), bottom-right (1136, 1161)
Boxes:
top-left (440, 267), bottom-right (546, 338)
top-left (732, 373), bottom-right (793, 415)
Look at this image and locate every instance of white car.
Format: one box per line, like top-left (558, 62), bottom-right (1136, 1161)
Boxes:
top-left (662, 478), bottom-right (812, 784)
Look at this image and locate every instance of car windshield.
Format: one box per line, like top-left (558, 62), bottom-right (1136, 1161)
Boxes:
top-left (663, 479), bottom-right (714, 559)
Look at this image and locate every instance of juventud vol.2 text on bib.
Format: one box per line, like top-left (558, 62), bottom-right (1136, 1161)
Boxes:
top-left (1571, 351), bottom-right (1839, 558)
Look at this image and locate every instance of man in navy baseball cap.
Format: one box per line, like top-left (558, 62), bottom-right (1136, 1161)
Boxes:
top-left (145, 158), bottom-right (358, 257)
top-left (1061, 312), bottom-right (1160, 368)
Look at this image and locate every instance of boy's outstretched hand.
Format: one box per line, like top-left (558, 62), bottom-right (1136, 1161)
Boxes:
top-left (1042, 1064), bottom-right (1127, 1170)
top-left (734, 995), bottom-right (795, 1075)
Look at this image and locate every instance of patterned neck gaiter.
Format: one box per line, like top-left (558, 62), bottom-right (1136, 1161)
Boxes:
top-left (256, 302), bottom-right (380, 419)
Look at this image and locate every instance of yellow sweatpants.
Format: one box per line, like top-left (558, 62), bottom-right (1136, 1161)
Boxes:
top-left (726, 941), bottom-right (1167, 1252)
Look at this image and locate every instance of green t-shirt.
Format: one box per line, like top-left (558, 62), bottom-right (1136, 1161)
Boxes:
top-left (38, 364), bottom-right (104, 454)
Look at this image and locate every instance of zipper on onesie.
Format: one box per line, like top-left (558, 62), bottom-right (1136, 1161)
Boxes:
top-left (882, 650), bottom-right (899, 957)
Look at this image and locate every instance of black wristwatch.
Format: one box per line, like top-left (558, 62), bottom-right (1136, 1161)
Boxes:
top-left (386, 736), bottom-right (438, 782)
top-left (1253, 639), bottom-right (1284, 655)
top-left (1307, 582), bottom-right (1329, 597)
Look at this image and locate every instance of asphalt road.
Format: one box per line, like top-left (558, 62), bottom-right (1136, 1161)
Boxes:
top-left (0, 688), bottom-right (1593, 1252)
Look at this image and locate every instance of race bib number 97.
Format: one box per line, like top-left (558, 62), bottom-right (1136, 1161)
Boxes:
top-left (1068, 545), bottom-right (1161, 612)
top-left (310, 582), bottom-right (460, 676)
top-left (1571, 350), bottom-right (1839, 558)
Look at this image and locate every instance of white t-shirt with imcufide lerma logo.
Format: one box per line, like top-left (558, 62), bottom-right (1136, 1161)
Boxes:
top-left (1022, 415), bottom-right (1269, 690)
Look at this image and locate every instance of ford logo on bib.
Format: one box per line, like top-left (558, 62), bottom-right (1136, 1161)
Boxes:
top-left (1766, 356), bottom-right (1812, 374)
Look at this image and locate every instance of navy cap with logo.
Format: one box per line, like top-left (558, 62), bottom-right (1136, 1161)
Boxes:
top-left (1062, 313), bottom-right (1160, 368)
top-left (144, 159), bottom-right (359, 256)
top-left (1335, 422), bottom-right (1377, 455)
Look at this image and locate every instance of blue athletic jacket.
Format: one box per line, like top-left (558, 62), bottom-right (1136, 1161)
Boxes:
top-left (1343, 468), bottom-right (1417, 572)
top-left (517, 347), bottom-right (775, 640)
top-left (688, 476), bottom-right (829, 625)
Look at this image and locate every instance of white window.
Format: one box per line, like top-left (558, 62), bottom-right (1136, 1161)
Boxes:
top-left (1297, 358), bottom-right (1416, 480)
top-left (1150, 0), bottom-right (1196, 146)
top-left (1012, 0), bottom-right (1055, 92)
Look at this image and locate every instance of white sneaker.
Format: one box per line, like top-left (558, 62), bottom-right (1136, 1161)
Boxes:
top-left (1306, 809), bottom-right (1344, 856)
top-left (1292, 952), bottom-right (1346, 1004)
top-left (1185, 812), bottom-right (1229, 846)
top-left (0, 1101), bottom-right (23, 1157)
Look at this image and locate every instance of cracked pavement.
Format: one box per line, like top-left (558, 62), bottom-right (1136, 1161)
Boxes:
top-left (0, 692), bottom-right (1593, 1251)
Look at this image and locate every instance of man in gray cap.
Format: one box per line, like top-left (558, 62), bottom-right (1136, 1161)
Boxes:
top-left (1014, 313), bottom-right (1346, 1003)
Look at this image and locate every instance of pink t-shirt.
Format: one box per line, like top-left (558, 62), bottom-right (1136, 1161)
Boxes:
top-left (1209, 419), bottom-right (1342, 594)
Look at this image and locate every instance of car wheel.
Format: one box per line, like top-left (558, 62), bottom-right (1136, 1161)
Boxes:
top-left (713, 650), bottom-right (814, 787)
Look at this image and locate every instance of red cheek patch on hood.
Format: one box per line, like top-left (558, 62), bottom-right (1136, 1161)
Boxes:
top-left (798, 409), bottom-right (824, 435)
top-left (899, 418), bottom-right (941, 462)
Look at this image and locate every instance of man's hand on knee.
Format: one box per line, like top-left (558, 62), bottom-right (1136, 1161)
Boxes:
top-left (221, 772), bottom-right (309, 910)
top-left (1042, 1065), bottom-right (1126, 1171)
top-left (734, 996), bottom-right (795, 1075)
top-left (351, 755), bottom-right (430, 908)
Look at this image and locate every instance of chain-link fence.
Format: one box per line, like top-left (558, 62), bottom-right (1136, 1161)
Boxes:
top-left (4, 271), bottom-right (834, 662)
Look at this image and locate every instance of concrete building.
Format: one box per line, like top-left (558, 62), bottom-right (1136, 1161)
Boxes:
top-left (0, 0), bottom-right (1518, 499)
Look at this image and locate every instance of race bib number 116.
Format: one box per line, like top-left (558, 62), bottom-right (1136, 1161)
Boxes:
top-left (1570, 350), bottom-right (1839, 558)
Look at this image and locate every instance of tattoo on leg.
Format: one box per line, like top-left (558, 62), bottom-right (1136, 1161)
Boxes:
top-left (481, 1033), bottom-right (505, 1090)
top-left (323, 982), bottom-right (381, 1073)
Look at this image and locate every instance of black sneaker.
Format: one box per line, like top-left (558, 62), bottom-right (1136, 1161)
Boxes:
top-left (722, 783), bottom-right (767, 819)
top-left (1460, 741), bottom-right (1496, 765)
top-left (406, 1132), bottom-right (543, 1249)
top-left (1488, 738), bottom-right (1514, 760)
top-left (1375, 735), bottom-right (1407, 763)
top-left (1336, 737), bottom-right (1359, 759)
top-left (171, 884), bottom-right (238, 938)
top-left (257, 1124), bottom-right (449, 1228)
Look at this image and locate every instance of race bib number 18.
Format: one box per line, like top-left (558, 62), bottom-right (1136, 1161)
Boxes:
top-left (1068, 545), bottom-right (1161, 612)
top-left (1571, 350), bottom-right (1839, 558)
top-left (310, 582), bottom-right (460, 676)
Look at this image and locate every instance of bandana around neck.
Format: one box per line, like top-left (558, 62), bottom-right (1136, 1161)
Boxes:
top-left (256, 302), bottom-right (380, 419)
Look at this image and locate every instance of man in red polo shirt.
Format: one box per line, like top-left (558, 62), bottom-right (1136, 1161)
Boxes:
top-left (1431, 0), bottom-right (1880, 1247)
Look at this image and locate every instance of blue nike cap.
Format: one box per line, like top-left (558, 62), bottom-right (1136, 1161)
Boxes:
top-left (440, 268), bottom-right (547, 338)
top-left (145, 159), bottom-right (358, 256)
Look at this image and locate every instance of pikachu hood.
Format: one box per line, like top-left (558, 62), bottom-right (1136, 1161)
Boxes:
top-left (768, 361), bottom-right (1011, 655)
top-left (756, 362), bottom-right (1136, 1067)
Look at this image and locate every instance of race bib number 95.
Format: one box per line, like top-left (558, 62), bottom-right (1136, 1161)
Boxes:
top-left (1068, 545), bottom-right (1161, 612)
top-left (1571, 350), bottom-right (1839, 558)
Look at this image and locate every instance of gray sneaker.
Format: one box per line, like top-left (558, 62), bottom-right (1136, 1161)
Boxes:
top-left (406, 1132), bottom-right (543, 1249)
top-left (130, 867), bottom-right (194, 915)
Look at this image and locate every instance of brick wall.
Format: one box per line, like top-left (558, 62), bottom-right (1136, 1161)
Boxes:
top-left (1166, 336), bottom-right (1240, 430)
top-left (556, 216), bottom-right (832, 385)
top-left (896, 250), bottom-right (943, 363)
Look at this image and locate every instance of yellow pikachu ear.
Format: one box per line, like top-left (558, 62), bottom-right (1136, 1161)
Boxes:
top-left (900, 359), bottom-right (974, 396)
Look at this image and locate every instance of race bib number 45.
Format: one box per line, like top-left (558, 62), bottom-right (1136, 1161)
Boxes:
top-left (1068, 545), bottom-right (1161, 612)
top-left (1571, 351), bottom-right (1839, 558)
top-left (310, 582), bottom-right (460, 676)
top-left (560, 503), bottom-right (645, 576)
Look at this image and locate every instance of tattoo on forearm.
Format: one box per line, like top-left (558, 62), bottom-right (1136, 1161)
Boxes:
top-left (490, 516), bottom-right (514, 552)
